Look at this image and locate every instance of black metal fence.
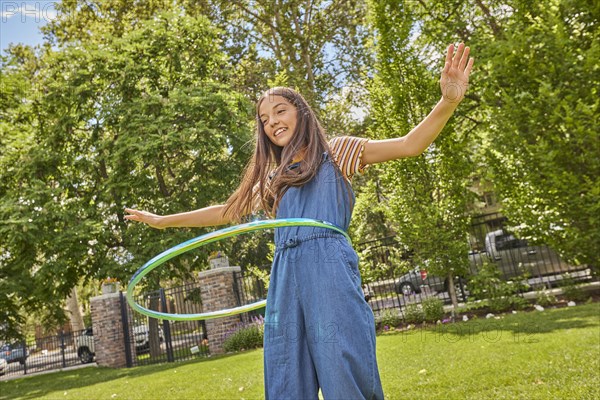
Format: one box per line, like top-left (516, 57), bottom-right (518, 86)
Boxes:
top-left (120, 269), bottom-right (267, 367)
top-left (358, 212), bottom-right (593, 321)
top-left (2, 212), bottom-right (593, 378)
top-left (0, 268), bottom-right (269, 380)
top-left (0, 329), bottom-right (91, 380)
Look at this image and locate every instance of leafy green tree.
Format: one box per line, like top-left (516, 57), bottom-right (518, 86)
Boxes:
top-left (365, 0), bottom-right (476, 308)
top-left (0, 11), bottom-right (253, 340)
top-left (410, 0), bottom-right (598, 268)
top-left (184, 0), bottom-right (373, 128)
top-left (42, 0), bottom-right (176, 46)
top-left (476, 0), bottom-right (599, 268)
top-left (0, 45), bottom-right (41, 340)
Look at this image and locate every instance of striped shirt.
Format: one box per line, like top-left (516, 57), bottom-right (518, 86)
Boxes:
top-left (328, 136), bottom-right (370, 181)
top-left (252, 136), bottom-right (370, 212)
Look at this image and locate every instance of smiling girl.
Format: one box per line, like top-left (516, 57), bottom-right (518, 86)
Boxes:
top-left (125, 42), bottom-right (474, 399)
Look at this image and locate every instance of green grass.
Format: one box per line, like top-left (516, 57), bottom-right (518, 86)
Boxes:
top-left (1, 303), bottom-right (599, 400)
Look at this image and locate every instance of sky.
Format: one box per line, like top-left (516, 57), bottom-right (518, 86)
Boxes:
top-left (0, 1), bottom-right (58, 55)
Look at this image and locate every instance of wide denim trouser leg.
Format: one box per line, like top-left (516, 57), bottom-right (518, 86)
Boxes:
top-left (264, 243), bottom-right (319, 399)
top-left (264, 237), bottom-right (383, 400)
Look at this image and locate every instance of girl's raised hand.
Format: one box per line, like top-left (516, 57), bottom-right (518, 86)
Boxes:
top-left (124, 208), bottom-right (165, 229)
top-left (440, 42), bottom-right (474, 104)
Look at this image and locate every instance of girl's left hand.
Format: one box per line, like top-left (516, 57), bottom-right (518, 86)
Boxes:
top-left (439, 42), bottom-right (474, 104)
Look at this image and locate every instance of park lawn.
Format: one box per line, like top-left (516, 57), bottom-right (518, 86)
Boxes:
top-left (1, 302), bottom-right (598, 400)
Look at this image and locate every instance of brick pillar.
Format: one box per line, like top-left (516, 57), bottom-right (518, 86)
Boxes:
top-left (90, 292), bottom-right (134, 368)
top-left (198, 266), bottom-right (242, 354)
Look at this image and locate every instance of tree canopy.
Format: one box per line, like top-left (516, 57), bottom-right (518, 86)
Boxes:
top-left (1, 0), bottom-right (598, 339)
top-left (1, 10), bottom-right (253, 340)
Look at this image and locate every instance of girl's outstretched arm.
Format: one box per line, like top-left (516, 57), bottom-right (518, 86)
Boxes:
top-left (124, 205), bottom-right (231, 229)
top-left (362, 42), bottom-right (474, 165)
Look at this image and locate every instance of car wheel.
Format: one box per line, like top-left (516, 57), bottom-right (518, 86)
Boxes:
top-left (79, 347), bottom-right (94, 364)
top-left (397, 282), bottom-right (416, 296)
top-left (445, 277), bottom-right (467, 300)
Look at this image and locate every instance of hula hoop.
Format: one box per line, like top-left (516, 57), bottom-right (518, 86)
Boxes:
top-left (126, 218), bottom-right (351, 321)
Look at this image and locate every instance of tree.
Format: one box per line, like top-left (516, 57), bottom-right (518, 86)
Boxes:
top-left (183, 0), bottom-right (373, 128)
top-left (0, 11), bottom-right (253, 340)
top-left (477, 0), bottom-right (599, 268)
top-left (409, 0), bottom-right (598, 268)
top-left (365, 0), bottom-right (477, 309)
top-left (0, 45), bottom-right (41, 340)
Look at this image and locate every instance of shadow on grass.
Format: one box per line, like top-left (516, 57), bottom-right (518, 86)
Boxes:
top-left (384, 302), bottom-right (600, 341)
top-left (0, 350), bottom-right (258, 400)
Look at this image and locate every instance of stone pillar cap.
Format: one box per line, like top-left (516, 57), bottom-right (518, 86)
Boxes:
top-left (198, 266), bottom-right (241, 278)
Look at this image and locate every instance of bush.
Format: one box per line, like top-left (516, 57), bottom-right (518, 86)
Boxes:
top-left (222, 316), bottom-right (264, 353)
top-left (422, 297), bottom-right (444, 322)
top-left (468, 262), bottom-right (529, 312)
top-left (536, 290), bottom-right (557, 307)
top-left (376, 309), bottom-right (402, 329)
top-left (404, 304), bottom-right (424, 324)
top-left (561, 274), bottom-right (590, 303)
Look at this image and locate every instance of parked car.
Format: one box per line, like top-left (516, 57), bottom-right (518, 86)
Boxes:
top-left (75, 327), bottom-right (95, 364)
top-left (133, 324), bottom-right (164, 352)
top-left (0, 357), bottom-right (7, 375)
top-left (394, 267), bottom-right (464, 296)
top-left (395, 229), bottom-right (584, 296)
top-left (0, 343), bottom-right (28, 365)
top-left (75, 325), bottom-right (165, 363)
top-left (475, 229), bottom-right (579, 279)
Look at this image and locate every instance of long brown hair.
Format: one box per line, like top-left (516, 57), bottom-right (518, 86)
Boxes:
top-left (222, 87), bottom-right (332, 223)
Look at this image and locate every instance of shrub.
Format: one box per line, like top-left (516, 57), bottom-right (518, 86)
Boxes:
top-left (422, 297), bottom-right (444, 322)
top-left (561, 274), bottom-right (590, 303)
top-left (535, 290), bottom-right (557, 307)
top-left (468, 262), bottom-right (529, 312)
top-left (403, 304), bottom-right (424, 324)
top-left (376, 309), bottom-right (402, 329)
top-left (222, 316), bottom-right (264, 353)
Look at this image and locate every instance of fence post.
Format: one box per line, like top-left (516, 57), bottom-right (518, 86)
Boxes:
top-left (159, 288), bottom-right (175, 362)
top-left (119, 292), bottom-right (133, 368)
top-left (90, 291), bottom-right (135, 368)
top-left (198, 266), bottom-right (242, 354)
top-left (60, 330), bottom-right (66, 368)
top-left (21, 339), bottom-right (27, 375)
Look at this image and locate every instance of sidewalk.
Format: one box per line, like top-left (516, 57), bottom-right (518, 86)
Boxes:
top-left (0, 362), bottom-right (97, 382)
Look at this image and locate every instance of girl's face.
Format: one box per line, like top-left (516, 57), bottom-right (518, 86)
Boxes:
top-left (259, 95), bottom-right (298, 147)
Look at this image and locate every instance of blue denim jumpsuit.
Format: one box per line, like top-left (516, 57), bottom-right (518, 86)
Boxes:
top-left (264, 151), bottom-right (384, 399)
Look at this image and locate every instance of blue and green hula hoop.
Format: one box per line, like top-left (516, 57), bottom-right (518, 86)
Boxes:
top-left (126, 218), bottom-right (351, 321)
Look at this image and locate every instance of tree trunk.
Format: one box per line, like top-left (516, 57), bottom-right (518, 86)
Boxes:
top-left (65, 287), bottom-right (85, 332)
top-left (447, 272), bottom-right (459, 312)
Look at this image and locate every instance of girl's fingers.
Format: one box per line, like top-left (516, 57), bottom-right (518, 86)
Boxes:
top-left (445, 43), bottom-right (474, 77)
top-left (445, 43), bottom-right (454, 66)
top-left (452, 43), bottom-right (464, 68)
top-left (125, 208), bottom-right (146, 216)
top-left (124, 208), bottom-right (145, 222)
top-left (465, 57), bottom-right (475, 76)
top-left (459, 46), bottom-right (470, 71)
